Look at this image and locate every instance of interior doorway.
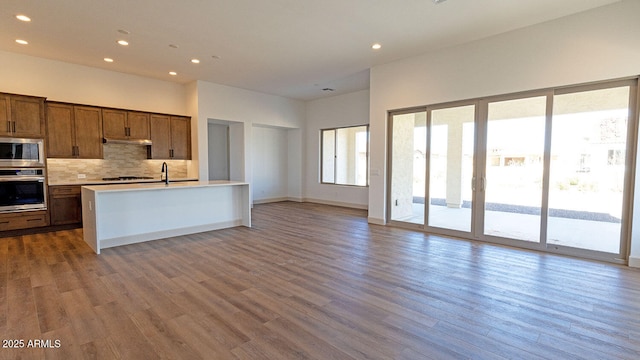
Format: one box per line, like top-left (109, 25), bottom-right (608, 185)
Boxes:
top-left (208, 122), bottom-right (230, 180)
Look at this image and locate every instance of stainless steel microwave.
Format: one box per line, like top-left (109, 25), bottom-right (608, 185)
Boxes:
top-left (0, 137), bottom-right (45, 167)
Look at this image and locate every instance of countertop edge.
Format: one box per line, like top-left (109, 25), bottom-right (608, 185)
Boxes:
top-left (81, 180), bottom-right (249, 193)
top-left (49, 178), bottom-right (199, 186)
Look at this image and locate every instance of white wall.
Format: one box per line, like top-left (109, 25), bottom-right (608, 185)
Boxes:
top-left (252, 125), bottom-right (289, 202)
top-left (0, 50), bottom-right (186, 115)
top-left (305, 89), bottom-right (370, 209)
top-left (368, 1), bottom-right (640, 263)
top-left (192, 80), bottom-right (305, 202)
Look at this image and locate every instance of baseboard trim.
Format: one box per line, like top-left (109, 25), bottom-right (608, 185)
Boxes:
top-left (628, 256), bottom-right (640, 268)
top-left (253, 197), bottom-right (300, 205)
top-left (301, 197), bottom-right (368, 210)
top-left (367, 217), bottom-right (386, 225)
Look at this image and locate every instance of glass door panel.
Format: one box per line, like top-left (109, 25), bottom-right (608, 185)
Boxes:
top-left (548, 86), bottom-right (630, 253)
top-left (484, 96), bottom-right (547, 242)
top-left (390, 111), bottom-right (427, 225)
top-left (428, 105), bottom-right (475, 232)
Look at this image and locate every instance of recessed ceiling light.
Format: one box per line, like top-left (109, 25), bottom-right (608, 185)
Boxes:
top-left (16, 14), bottom-right (31, 22)
top-left (104, 58), bottom-right (114, 63)
top-left (169, 44), bottom-right (179, 49)
top-left (372, 43), bottom-right (382, 50)
top-left (117, 29), bottom-right (130, 35)
top-left (211, 55), bottom-right (221, 60)
top-left (15, 39), bottom-right (28, 45)
top-left (169, 71), bottom-right (177, 76)
top-left (191, 59), bottom-right (200, 64)
top-left (117, 40), bottom-right (129, 46)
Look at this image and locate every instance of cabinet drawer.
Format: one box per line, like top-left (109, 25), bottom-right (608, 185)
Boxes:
top-left (50, 185), bottom-right (81, 196)
top-left (0, 210), bottom-right (49, 231)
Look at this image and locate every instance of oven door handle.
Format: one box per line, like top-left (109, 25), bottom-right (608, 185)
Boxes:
top-left (0, 177), bottom-right (45, 182)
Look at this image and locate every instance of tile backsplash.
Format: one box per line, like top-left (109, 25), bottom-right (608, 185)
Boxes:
top-left (47, 143), bottom-right (189, 183)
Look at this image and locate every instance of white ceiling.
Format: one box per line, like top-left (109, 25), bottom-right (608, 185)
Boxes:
top-left (1, 0), bottom-right (620, 101)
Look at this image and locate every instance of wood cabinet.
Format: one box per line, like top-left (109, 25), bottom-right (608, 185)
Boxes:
top-left (0, 210), bottom-right (49, 231)
top-left (0, 93), bottom-right (45, 138)
top-left (149, 115), bottom-right (191, 159)
top-left (103, 109), bottom-right (150, 140)
top-left (49, 185), bottom-right (82, 225)
top-left (46, 103), bottom-right (103, 158)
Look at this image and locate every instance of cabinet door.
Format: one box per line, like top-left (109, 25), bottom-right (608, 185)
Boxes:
top-left (149, 114), bottom-right (171, 159)
top-left (170, 116), bottom-right (191, 159)
top-left (11, 95), bottom-right (45, 137)
top-left (46, 103), bottom-right (75, 158)
top-left (49, 186), bottom-right (82, 225)
top-left (0, 94), bottom-right (10, 136)
top-left (127, 111), bottom-right (150, 140)
top-left (102, 109), bottom-right (127, 139)
top-left (74, 106), bottom-right (103, 159)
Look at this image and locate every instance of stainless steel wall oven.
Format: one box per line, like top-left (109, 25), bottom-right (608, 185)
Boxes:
top-left (0, 168), bottom-right (46, 212)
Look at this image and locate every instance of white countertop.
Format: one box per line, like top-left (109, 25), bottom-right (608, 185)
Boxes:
top-left (82, 180), bottom-right (248, 193)
top-left (48, 178), bottom-right (198, 186)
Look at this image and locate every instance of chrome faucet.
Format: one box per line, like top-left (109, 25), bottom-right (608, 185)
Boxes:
top-left (161, 162), bottom-right (169, 184)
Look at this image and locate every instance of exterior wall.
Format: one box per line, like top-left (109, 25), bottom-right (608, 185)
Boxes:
top-left (368, 0), bottom-right (640, 262)
top-left (304, 90), bottom-right (369, 209)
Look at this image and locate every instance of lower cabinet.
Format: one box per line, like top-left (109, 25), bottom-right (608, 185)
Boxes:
top-left (49, 185), bottom-right (83, 225)
top-left (0, 210), bottom-right (49, 231)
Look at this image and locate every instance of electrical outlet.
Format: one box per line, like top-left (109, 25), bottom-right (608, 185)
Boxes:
top-left (77, 174), bottom-right (86, 179)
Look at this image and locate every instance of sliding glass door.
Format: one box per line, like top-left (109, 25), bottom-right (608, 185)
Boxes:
top-left (547, 84), bottom-right (632, 254)
top-left (427, 104), bottom-right (475, 233)
top-left (482, 95), bottom-right (548, 242)
top-left (388, 79), bottom-right (637, 262)
top-left (389, 110), bottom-right (426, 225)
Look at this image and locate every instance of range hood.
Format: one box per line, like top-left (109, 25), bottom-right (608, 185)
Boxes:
top-left (102, 138), bottom-right (152, 145)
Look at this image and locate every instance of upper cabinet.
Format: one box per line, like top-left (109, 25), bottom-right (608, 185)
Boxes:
top-left (170, 116), bottom-right (191, 160)
top-left (0, 93), bottom-right (45, 138)
top-left (149, 115), bottom-right (191, 160)
top-left (42, 98), bottom-right (187, 160)
top-left (127, 112), bottom-right (151, 140)
top-left (46, 103), bottom-right (103, 159)
top-left (103, 109), bottom-right (150, 141)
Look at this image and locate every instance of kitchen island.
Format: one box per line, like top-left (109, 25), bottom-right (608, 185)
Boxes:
top-left (81, 180), bottom-right (250, 254)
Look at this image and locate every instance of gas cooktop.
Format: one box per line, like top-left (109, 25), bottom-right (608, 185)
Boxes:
top-left (102, 176), bottom-right (155, 181)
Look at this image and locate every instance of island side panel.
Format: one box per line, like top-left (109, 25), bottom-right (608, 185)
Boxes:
top-left (81, 187), bottom-right (100, 254)
top-left (95, 184), bottom-right (248, 250)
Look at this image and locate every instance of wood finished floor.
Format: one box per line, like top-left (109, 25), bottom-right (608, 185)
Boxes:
top-left (2, 201), bottom-right (640, 359)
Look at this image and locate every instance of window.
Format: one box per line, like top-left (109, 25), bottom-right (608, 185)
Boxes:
top-left (321, 125), bottom-right (369, 186)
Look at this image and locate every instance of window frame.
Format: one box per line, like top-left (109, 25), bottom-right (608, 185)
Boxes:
top-left (320, 124), bottom-right (370, 187)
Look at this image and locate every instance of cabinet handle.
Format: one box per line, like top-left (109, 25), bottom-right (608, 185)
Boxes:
top-left (6, 121), bottom-right (10, 133)
top-left (12, 121), bottom-right (16, 133)
top-left (170, 149), bottom-right (174, 158)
